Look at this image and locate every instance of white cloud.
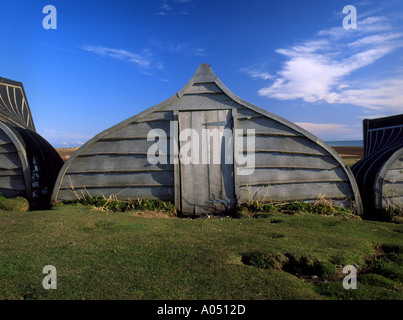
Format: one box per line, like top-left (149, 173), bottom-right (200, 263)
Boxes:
top-left (156, 0), bottom-right (194, 15)
top-left (240, 67), bottom-right (273, 80)
top-left (295, 122), bottom-right (362, 140)
top-left (256, 13), bottom-right (403, 113)
top-left (168, 43), bottom-right (206, 57)
top-left (335, 78), bottom-right (403, 112)
top-left (296, 122), bottom-right (353, 136)
top-left (82, 45), bottom-right (156, 70)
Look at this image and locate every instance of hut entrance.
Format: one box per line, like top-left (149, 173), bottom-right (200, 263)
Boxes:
top-left (178, 109), bottom-right (236, 215)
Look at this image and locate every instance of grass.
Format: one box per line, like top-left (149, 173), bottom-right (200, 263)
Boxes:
top-left (73, 194), bottom-right (177, 215)
top-left (0, 202), bottom-right (402, 300)
top-left (237, 194), bottom-right (361, 220)
top-left (0, 196), bottom-right (29, 212)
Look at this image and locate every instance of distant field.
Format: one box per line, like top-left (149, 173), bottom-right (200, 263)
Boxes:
top-left (55, 147), bottom-right (79, 161)
top-left (331, 146), bottom-right (363, 158)
top-left (331, 146), bottom-right (363, 167)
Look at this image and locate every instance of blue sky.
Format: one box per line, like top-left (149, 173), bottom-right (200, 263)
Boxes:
top-left (1, 0), bottom-right (403, 147)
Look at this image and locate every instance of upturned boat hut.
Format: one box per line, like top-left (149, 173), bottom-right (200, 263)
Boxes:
top-left (352, 114), bottom-right (403, 217)
top-left (0, 76), bottom-right (63, 209)
top-left (51, 64), bottom-right (362, 215)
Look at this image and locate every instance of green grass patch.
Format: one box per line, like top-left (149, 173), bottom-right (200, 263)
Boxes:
top-left (237, 199), bottom-right (360, 219)
top-left (0, 196), bottom-right (29, 212)
top-left (73, 195), bottom-right (176, 215)
top-left (0, 204), bottom-right (402, 300)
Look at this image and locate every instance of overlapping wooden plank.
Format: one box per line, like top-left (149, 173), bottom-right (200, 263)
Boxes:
top-left (383, 182), bottom-right (403, 197)
top-left (162, 94), bottom-right (242, 111)
top-left (104, 120), bottom-right (171, 140)
top-left (236, 108), bottom-right (262, 120)
top-left (58, 186), bottom-right (174, 202)
top-left (185, 83), bottom-right (223, 94)
top-left (0, 168), bottom-right (23, 176)
top-left (241, 135), bottom-right (326, 156)
top-left (135, 111), bottom-right (174, 123)
top-left (0, 152), bottom-right (22, 170)
top-left (239, 167), bottom-right (347, 186)
top-left (384, 168), bottom-right (403, 184)
top-left (238, 152), bottom-right (339, 170)
top-left (237, 117), bottom-right (301, 136)
top-left (239, 182), bottom-right (353, 202)
top-left (0, 130), bottom-right (12, 145)
top-left (0, 143), bottom-right (17, 154)
top-left (0, 188), bottom-right (24, 198)
top-left (61, 171), bottom-right (174, 189)
top-left (68, 154), bottom-right (173, 173)
top-left (390, 156), bottom-right (403, 170)
top-left (0, 175), bottom-right (25, 190)
top-left (82, 138), bottom-right (170, 156)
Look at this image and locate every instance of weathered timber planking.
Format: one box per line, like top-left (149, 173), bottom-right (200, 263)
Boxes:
top-left (0, 168), bottom-right (23, 176)
top-left (179, 110), bottom-right (235, 214)
top-left (390, 156), bottom-right (403, 170)
top-left (179, 111), bottom-right (208, 214)
top-left (58, 186), bottom-right (174, 202)
top-left (184, 83), bottom-right (223, 94)
top-left (0, 188), bottom-right (24, 198)
top-left (240, 182), bottom-right (352, 202)
top-left (0, 130), bottom-right (12, 145)
top-left (0, 175), bottom-right (25, 190)
top-left (162, 93), bottom-right (242, 111)
top-left (384, 168), bottom-right (403, 183)
top-left (238, 167), bottom-right (348, 186)
top-left (383, 182), bottom-right (403, 197)
top-left (81, 138), bottom-right (170, 156)
top-left (242, 135), bottom-right (327, 156)
top-left (382, 196), bottom-right (403, 209)
top-left (0, 152), bottom-right (22, 170)
top-left (238, 152), bottom-right (339, 170)
top-left (61, 171), bottom-right (174, 189)
top-left (104, 120), bottom-right (171, 140)
top-left (0, 143), bottom-right (17, 154)
top-left (68, 154), bottom-right (173, 174)
top-left (135, 111), bottom-right (174, 123)
top-left (237, 117), bottom-right (302, 137)
top-left (236, 108), bottom-right (263, 120)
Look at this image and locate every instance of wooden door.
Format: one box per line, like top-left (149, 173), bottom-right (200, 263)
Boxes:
top-left (178, 110), bottom-right (236, 215)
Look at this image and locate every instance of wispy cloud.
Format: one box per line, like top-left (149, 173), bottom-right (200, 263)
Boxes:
top-left (156, 0), bottom-right (195, 16)
top-left (295, 123), bottom-right (353, 136)
top-left (251, 13), bottom-right (403, 114)
top-left (149, 39), bottom-right (206, 57)
top-left (295, 122), bottom-right (362, 140)
top-left (240, 66), bottom-right (273, 80)
top-left (168, 43), bottom-right (206, 57)
top-left (81, 45), bottom-right (163, 73)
